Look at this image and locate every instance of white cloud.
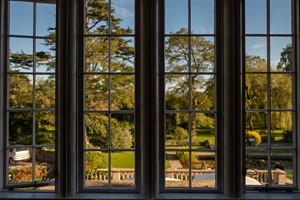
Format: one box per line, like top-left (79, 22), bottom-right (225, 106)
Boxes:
top-left (251, 43), bottom-right (264, 49)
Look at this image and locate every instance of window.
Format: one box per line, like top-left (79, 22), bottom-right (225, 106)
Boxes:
top-left (0, 0), bottom-right (300, 199)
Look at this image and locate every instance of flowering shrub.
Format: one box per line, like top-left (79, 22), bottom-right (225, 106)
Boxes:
top-left (9, 164), bottom-right (50, 183)
top-left (245, 130), bottom-right (261, 146)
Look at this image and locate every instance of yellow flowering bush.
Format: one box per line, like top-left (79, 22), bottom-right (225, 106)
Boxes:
top-left (245, 130), bottom-right (261, 146)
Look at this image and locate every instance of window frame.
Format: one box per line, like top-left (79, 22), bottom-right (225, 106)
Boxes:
top-left (0, 0), bottom-right (300, 199)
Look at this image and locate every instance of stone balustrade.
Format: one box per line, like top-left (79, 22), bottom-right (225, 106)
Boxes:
top-left (246, 169), bottom-right (286, 185)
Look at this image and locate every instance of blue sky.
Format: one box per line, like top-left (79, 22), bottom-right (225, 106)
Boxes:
top-left (9, 0), bottom-right (292, 67)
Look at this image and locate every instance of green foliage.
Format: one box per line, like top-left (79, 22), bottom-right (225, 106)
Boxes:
top-left (173, 126), bottom-right (188, 146)
top-left (176, 152), bottom-right (198, 167)
top-left (245, 130), bottom-right (261, 146)
top-left (85, 151), bottom-right (108, 180)
top-left (283, 130), bottom-right (293, 142)
top-left (111, 125), bottom-right (133, 149)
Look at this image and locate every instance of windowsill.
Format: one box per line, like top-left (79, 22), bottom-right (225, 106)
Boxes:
top-left (0, 192), bottom-right (300, 199)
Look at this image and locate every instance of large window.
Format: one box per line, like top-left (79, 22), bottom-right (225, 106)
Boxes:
top-left (243, 0), bottom-right (296, 189)
top-left (5, 0), bottom-right (56, 190)
top-left (0, 0), bottom-right (300, 199)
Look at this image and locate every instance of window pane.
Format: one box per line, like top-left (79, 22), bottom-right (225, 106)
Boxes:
top-left (36, 75), bottom-right (56, 108)
top-left (245, 74), bottom-right (267, 110)
top-left (245, 112), bottom-right (268, 148)
top-left (245, 0), bottom-right (266, 34)
top-left (36, 2), bottom-right (56, 37)
top-left (191, 0), bottom-right (214, 34)
top-left (35, 111), bottom-right (55, 145)
top-left (270, 37), bottom-right (292, 72)
top-left (84, 151), bottom-right (109, 188)
top-left (111, 113), bottom-right (134, 149)
top-left (9, 1), bottom-right (33, 36)
top-left (111, 0), bottom-right (135, 34)
top-left (9, 38), bottom-right (33, 72)
top-left (9, 112), bottom-right (33, 146)
top-left (165, 0), bottom-right (188, 34)
top-left (270, 0), bottom-right (291, 34)
top-left (36, 39), bottom-right (56, 73)
top-left (191, 152), bottom-right (216, 188)
top-left (271, 74), bottom-right (293, 109)
top-left (246, 37), bottom-right (267, 72)
top-left (271, 112), bottom-right (293, 147)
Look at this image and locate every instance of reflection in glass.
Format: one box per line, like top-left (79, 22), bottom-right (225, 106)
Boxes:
top-left (191, 37), bottom-right (215, 73)
top-left (245, 112), bottom-right (267, 147)
top-left (245, 148), bottom-right (268, 186)
top-left (84, 151), bottom-right (109, 188)
top-left (270, 37), bottom-right (292, 71)
top-left (165, 151), bottom-right (189, 188)
top-left (271, 149), bottom-right (294, 186)
top-left (9, 1), bottom-right (33, 36)
top-left (36, 39), bottom-right (56, 73)
top-left (165, 0), bottom-right (188, 34)
top-left (165, 36), bottom-right (189, 72)
top-left (191, 0), bottom-right (214, 34)
top-left (36, 75), bottom-right (56, 108)
top-left (85, 113), bottom-right (109, 149)
top-left (245, 0), bottom-right (266, 34)
top-left (36, 3), bottom-right (56, 36)
top-left (192, 113), bottom-right (215, 149)
top-left (36, 111), bottom-right (55, 145)
top-left (111, 75), bottom-right (135, 110)
top-left (9, 38), bottom-right (33, 72)
top-left (271, 74), bottom-right (292, 109)
top-left (111, 114), bottom-right (134, 149)
top-left (9, 74), bottom-right (33, 109)
top-left (85, 75), bottom-right (109, 110)
top-left (9, 112), bottom-right (33, 145)
top-left (111, 37), bottom-right (135, 72)
top-left (165, 113), bottom-right (189, 149)
top-left (191, 74), bottom-right (214, 110)
top-left (111, 0), bottom-right (135, 34)
top-left (192, 152), bottom-right (215, 188)
top-left (85, 37), bottom-right (109, 72)
top-left (85, 0), bottom-right (109, 34)
top-left (165, 75), bottom-right (189, 110)
top-left (245, 74), bottom-right (267, 109)
top-left (246, 37), bottom-right (267, 72)
top-left (270, 0), bottom-right (291, 34)
top-left (8, 148), bottom-right (32, 184)
top-left (111, 151), bottom-right (135, 187)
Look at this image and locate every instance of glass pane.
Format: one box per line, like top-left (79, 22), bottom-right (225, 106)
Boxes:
top-left (36, 3), bottom-right (56, 36)
top-left (271, 74), bottom-right (293, 109)
top-left (270, 37), bottom-right (292, 71)
top-left (165, 75), bottom-right (189, 110)
top-left (111, 37), bottom-right (134, 72)
top-left (271, 149), bottom-right (294, 186)
top-left (85, 151), bottom-right (109, 188)
top-left (9, 74), bottom-right (33, 109)
top-left (165, 151), bottom-right (189, 188)
top-left (245, 148), bottom-right (268, 186)
top-left (9, 112), bottom-right (33, 146)
top-left (191, 37), bottom-right (215, 73)
top-left (245, 0), bottom-right (266, 34)
top-left (165, 0), bottom-right (188, 34)
top-left (36, 75), bottom-right (56, 108)
top-left (192, 152), bottom-right (215, 188)
top-left (271, 111), bottom-right (293, 147)
top-left (270, 0), bottom-right (291, 34)
top-left (84, 113), bottom-right (109, 149)
top-left (8, 148), bottom-right (32, 184)
top-left (111, 113), bottom-right (134, 149)
top-left (245, 74), bottom-right (267, 110)
top-left (9, 38), bottom-right (33, 72)
top-left (246, 37), bottom-right (267, 72)
top-left (191, 0), bottom-right (214, 34)
top-left (192, 113), bottom-right (215, 149)
top-left (35, 148), bottom-right (55, 186)
top-left (111, 0), bottom-right (135, 34)
top-left (35, 111), bottom-right (55, 145)
top-left (165, 113), bottom-right (189, 149)
top-left (9, 1), bottom-right (33, 36)
top-left (85, 37), bottom-right (109, 72)
top-left (111, 151), bottom-right (135, 187)
top-left (36, 39), bottom-right (56, 73)
top-left (85, 75), bottom-right (109, 110)
top-left (245, 112), bottom-right (268, 147)
top-left (191, 74), bottom-right (215, 110)
top-left (165, 36), bottom-right (189, 72)
top-left (111, 75), bottom-right (135, 110)
top-left (85, 0), bottom-right (109, 35)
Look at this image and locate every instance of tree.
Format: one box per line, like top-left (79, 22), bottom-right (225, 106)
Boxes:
top-left (277, 43), bottom-right (292, 71)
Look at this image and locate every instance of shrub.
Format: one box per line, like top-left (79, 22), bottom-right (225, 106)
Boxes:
top-left (176, 152), bottom-right (198, 167)
top-left (85, 151), bottom-right (108, 180)
top-left (283, 130), bottom-right (293, 142)
top-left (111, 126), bottom-right (133, 148)
top-left (245, 130), bottom-right (261, 146)
top-left (173, 126), bottom-right (188, 146)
